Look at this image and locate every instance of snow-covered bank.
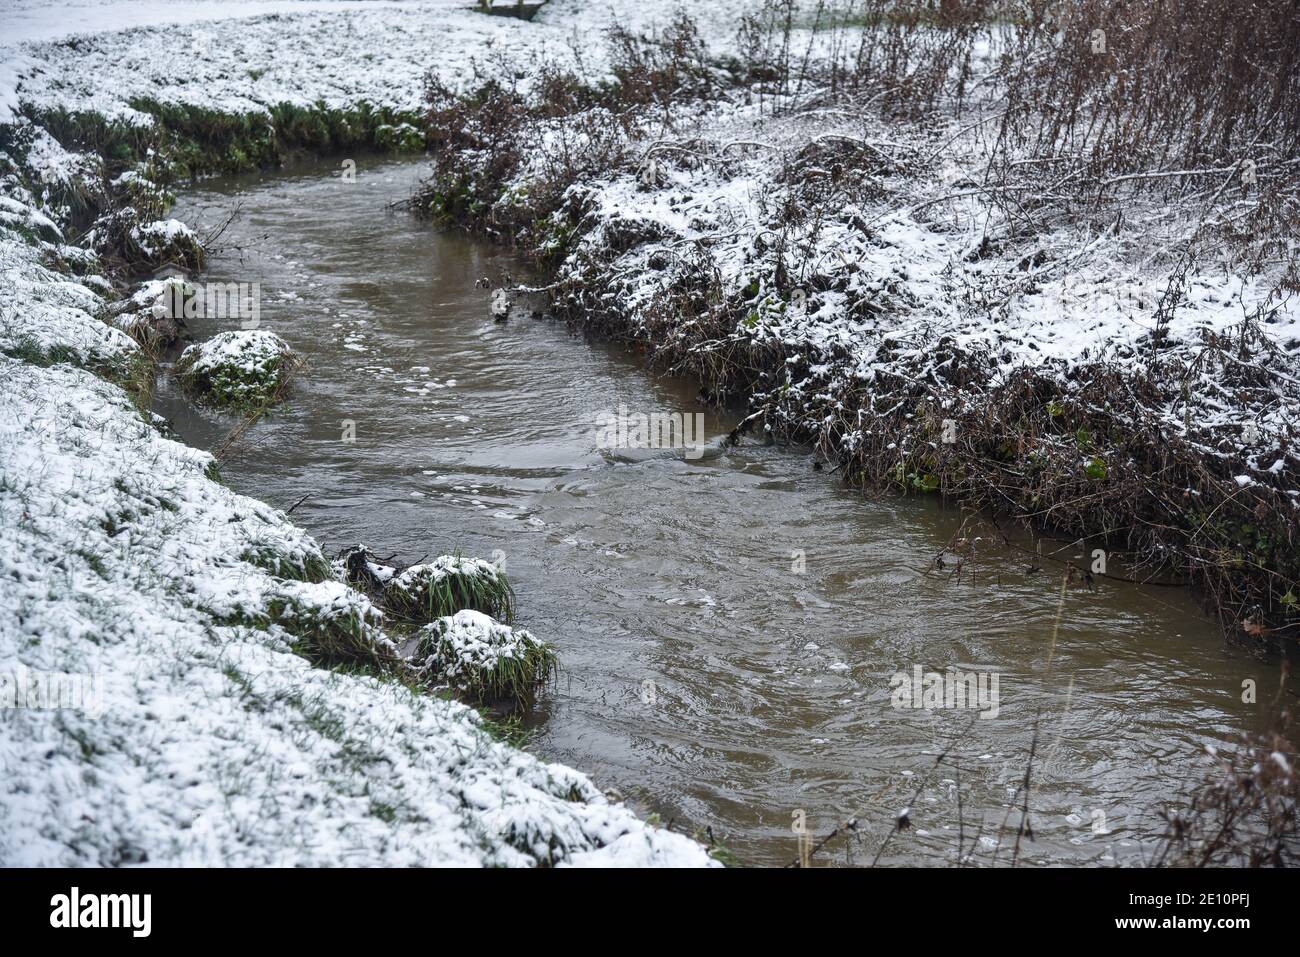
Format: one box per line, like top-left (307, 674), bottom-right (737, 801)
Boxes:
top-left (0, 353), bottom-right (713, 866)
top-left (1, 0), bottom-right (762, 125)
top-left (1, 0), bottom-right (719, 866)
top-left (416, 8), bottom-right (1300, 641)
top-left (2, 0), bottom-right (1295, 870)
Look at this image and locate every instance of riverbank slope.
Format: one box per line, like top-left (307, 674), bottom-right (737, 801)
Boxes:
top-left (0, 0), bottom-right (718, 866)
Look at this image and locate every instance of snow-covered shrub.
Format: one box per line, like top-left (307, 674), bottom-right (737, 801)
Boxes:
top-left (109, 167), bottom-right (174, 224)
top-left (0, 189), bottom-right (64, 243)
top-left (129, 218), bottom-right (203, 272)
top-left (414, 609), bottom-right (556, 704)
top-left (175, 330), bottom-right (297, 409)
top-left (87, 208), bottom-right (205, 274)
top-left (383, 555), bottom-right (514, 622)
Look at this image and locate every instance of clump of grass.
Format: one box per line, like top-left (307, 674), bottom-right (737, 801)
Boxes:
top-left (374, 121), bottom-right (425, 153)
top-left (240, 541), bottom-right (333, 584)
top-left (413, 609), bottom-right (555, 707)
top-left (174, 330), bottom-right (297, 411)
top-left (261, 584), bottom-right (398, 669)
top-left (1, 333), bottom-right (152, 407)
top-left (383, 554), bottom-right (515, 623)
top-left (1, 335), bottom-right (82, 367)
top-left (477, 711), bottom-right (535, 749)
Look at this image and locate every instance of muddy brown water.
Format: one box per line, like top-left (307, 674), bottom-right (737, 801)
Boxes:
top-left (159, 156), bottom-right (1295, 867)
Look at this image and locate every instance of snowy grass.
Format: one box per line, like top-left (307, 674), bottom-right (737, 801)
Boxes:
top-left (0, 0), bottom-right (723, 867)
top-left (384, 555), bottom-right (516, 624)
top-left (0, 353), bottom-right (715, 867)
top-left (414, 609), bottom-right (557, 706)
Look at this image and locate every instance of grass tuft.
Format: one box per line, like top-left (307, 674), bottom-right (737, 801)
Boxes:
top-left (413, 610), bottom-right (556, 707)
top-left (383, 554), bottom-right (515, 623)
top-left (174, 330), bottom-right (298, 411)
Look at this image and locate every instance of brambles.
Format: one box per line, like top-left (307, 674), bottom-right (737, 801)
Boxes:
top-left (412, 3), bottom-right (1299, 646)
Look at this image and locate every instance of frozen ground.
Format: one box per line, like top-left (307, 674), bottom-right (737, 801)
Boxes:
top-left (1, 0), bottom-right (766, 122)
top-left (0, 353), bottom-right (718, 866)
top-left (0, 0), bottom-right (721, 866)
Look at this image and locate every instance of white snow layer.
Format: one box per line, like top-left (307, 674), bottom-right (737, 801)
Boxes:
top-left (0, 0), bottom-right (720, 867)
top-left (0, 352), bottom-right (715, 866)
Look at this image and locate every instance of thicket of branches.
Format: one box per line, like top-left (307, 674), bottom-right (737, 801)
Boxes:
top-left (741, 0), bottom-right (1300, 271)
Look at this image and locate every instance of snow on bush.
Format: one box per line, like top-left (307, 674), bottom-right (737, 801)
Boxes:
top-left (414, 610), bottom-right (557, 705)
top-left (101, 275), bottom-right (185, 350)
top-left (415, 31), bottom-right (1300, 636)
top-left (126, 217), bottom-right (203, 273)
top-left (384, 555), bottom-right (514, 623)
top-left (175, 329), bottom-right (296, 409)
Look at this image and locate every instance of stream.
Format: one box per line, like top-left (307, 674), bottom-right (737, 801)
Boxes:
top-left (158, 155), bottom-right (1294, 867)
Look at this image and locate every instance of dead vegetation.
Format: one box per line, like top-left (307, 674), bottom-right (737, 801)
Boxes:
top-left (415, 2), bottom-right (1299, 646)
top-left (1157, 665), bottom-right (1299, 867)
